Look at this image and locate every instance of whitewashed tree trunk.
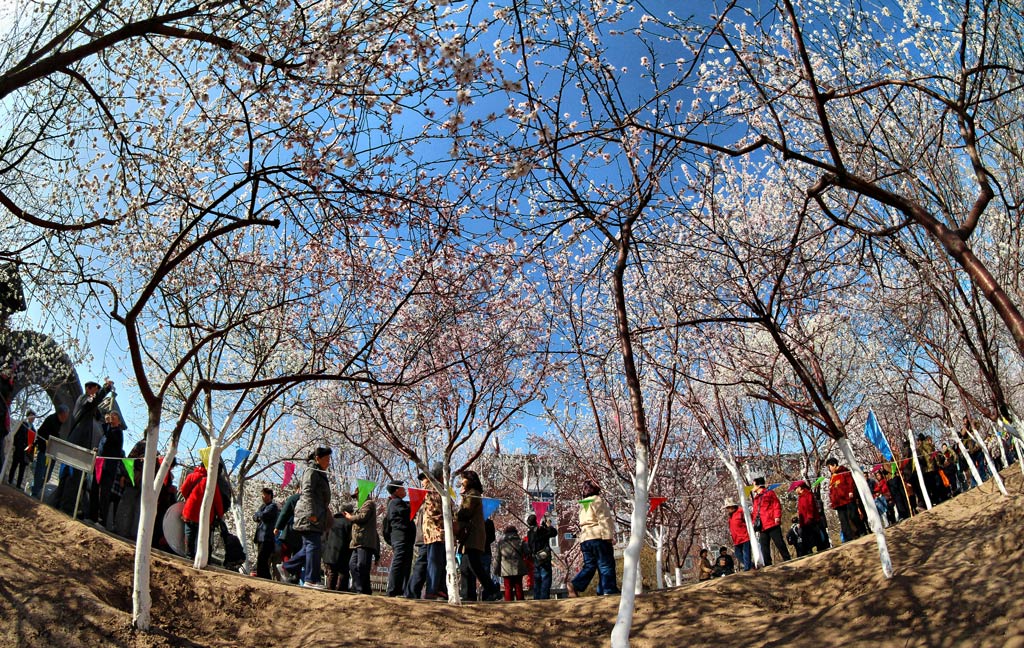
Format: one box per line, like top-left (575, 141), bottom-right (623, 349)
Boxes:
top-left (950, 431), bottom-right (984, 491)
top-left (1014, 438), bottom-right (1024, 482)
top-left (654, 525), bottom-right (664, 590)
top-left (232, 481), bottom-right (251, 574)
top-left (1, 419), bottom-right (18, 486)
top-left (133, 411), bottom-right (178, 630)
top-left (837, 437), bottom-right (893, 578)
top-left (439, 467), bottom-right (462, 605)
top-left (968, 425), bottom-right (1008, 496)
top-left (991, 423), bottom-right (1010, 472)
top-left (633, 562), bottom-right (642, 595)
top-left (906, 430), bottom-right (933, 510)
top-left (611, 440), bottom-right (650, 648)
top-left (194, 440), bottom-right (224, 569)
top-left (674, 566), bottom-right (682, 587)
top-left (712, 446), bottom-right (763, 568)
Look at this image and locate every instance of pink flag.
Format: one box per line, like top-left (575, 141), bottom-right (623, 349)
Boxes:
top-left (648, 496), bottom-right (668, 514)
top-left (408, 487), bottom-right (427, 521)
top-left (281, 461), bottom-right (296, 489)
top-left (95, 457), bottom-right (105, 483)
top-left (532, 501), bottom-right (551, 521)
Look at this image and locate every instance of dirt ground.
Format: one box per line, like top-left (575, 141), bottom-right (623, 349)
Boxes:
top-left (1, 470), bottom-right (1022, 648)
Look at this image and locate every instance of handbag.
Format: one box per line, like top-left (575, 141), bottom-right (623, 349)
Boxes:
top-left (752, 497), bottom-right (763, 533)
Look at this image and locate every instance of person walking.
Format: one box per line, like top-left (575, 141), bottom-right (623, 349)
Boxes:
top-left (7, 410), bottom-right (36, 489)
top-left (723, 500), bottom-right (752, 571)
top-left (282, 447), bottom-right (333, 589)
top-left (493, 525), bottom-right (528, 601)
top-left (323, 504), bottom-right (354, 591)
top-left (345, 487), bottom-right (379, 595)
top-left (751, 477), bottom-right (790, 565)
top-left (57, 379), bottom-right (112, 515)
top-left (180, 463), bottom-right (224, 559)
top-left (89, 411), bottom-right (125, 525)
top-left (252, 487), bottom-right (280, 579)
top-left (566, 481), bottom-right (619, 597)
top-left (383, 480), bottom-right (415, 597)
top-left (826, 458), bottom-right (866, 541)
top-left (406, 463), bottom-right (446, 599)
top-left (454, 470), bottom-right (501, 601)
top-left (793, 480), bottom-right (829, 554)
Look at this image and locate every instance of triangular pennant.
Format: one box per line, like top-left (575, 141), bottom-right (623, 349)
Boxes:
top-left (122, 458), bottom-right (135, 486)
top-left (198, 447), bottom-right (212, 469)
top-left (578, 497), bottom-right (594, 511)
top-left (767, 483), bottom-right (780, 491)
top-left (281, 461), bottom-right (296, 489)
top-left (743, 485), bottom-right (755, 498)
top-left (481, 497), bottom-right (501, 520)
top-left (357, 478), bottom-right (376, 508)
top-left (647, 497), bottom-right (668, 514)
top-left (811, 476), bottom-right (826, 488)
top-left (448, 487), bottom-right (456, 500)
top-left (408, 487), bottom-right (427, 520)
top-left (532, 501), bottom-right (551, 521)
top-left (26, 429), bottom-right (35, 450)
top-left (230, 447), bottom-right (251, 473)
top-left (95, 457), bottom-right (105, 483)
top-left (891, 462), bottom-right (898, 478)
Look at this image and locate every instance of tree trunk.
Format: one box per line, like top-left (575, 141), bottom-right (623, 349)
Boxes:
top-left (132, 407), bottom-right (177, 630)
top-left (232, 478), bottom-right (250, 574)
top-left (655, 525), bottom-right (664, 590)
top-left (194, 440), bottom-right (224, 569)
top-left (991, 424), bottom-right (1010, 473)
top-left (674, 566), bottom-right (682, 587)
top-left (952, 435), bottom-right (984, 490)
top-left (905, 430), bottom-right (933, 510)
top-left (712, 445), bottom-right (763, 568)
top-left (836, 437), bottom-right (893, 578)
top-left (1014, 438), bottom-right (1024, 483)
top-left (439, 466), bottom-right (461, 605)
top-left (967, 425), bottom-right (1007, 496)
top-left (611, 438), bottom-right (649, 648)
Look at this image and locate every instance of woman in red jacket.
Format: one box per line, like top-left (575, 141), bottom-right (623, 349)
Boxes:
top-left (724, 500), bottom-right (752, 571)
top-left (751, 477), bottom-right (790, 566)
top-left (826, 458), bottom-right (866, 542)
top-left (180, 464), bottom-right (223, 558)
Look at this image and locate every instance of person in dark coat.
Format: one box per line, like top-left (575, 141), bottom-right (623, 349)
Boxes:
top-left (527, 513), bottom-right (558, 599)
top-left (89, 411), bottom-right (125, 524)
top-left (323, 503), bottom-right (354, 591)
top-left (455, 470), bottom-right (500, 601)
top-left (7, 410), bottom-right (36, 489)
top-left (383, 480), bottom-right (416, 597)
top-left (31, 405), bottom-right (67, 498)
top-left (345, 492), bottom-right (379, 595)
top-left (252, 487), bottom-right (280, 579)
top-left (0, 368), bottom-right (15, 473)
top-left (56, 379), bottom-right (113, 516)
top-left (280, 448), bottom-right (332, 588)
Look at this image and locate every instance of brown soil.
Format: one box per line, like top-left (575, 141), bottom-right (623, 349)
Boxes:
top-left (1, 470), bottom-right (1023, 648)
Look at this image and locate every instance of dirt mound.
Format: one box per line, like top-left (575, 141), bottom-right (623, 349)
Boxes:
top-left (1, 471), bottom-right (1022, 648)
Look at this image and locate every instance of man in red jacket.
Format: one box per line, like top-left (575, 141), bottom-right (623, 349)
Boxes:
top-left (724, 500), bottom-right (752, 571)
top-left (826, 458), bottom-right (866, 542)
top-left (751, 477), bottom-right (790, 566)
top-left (793, 481), bottom-right (829, 554)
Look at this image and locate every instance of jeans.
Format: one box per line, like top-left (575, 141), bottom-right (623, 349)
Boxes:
top-left (283, 532), bottom-right (323, 584)
top-left (733, 541), bottom-right (752, 571)
top-left (184, 521), bottom-right (200, 558)
top-left (31, 451), bottom-right (54, 499)
top-left (533, 562), bottom-right (553, 599)
top-left (349, 547), bottom-right (374, 594)
top-left (406, 544), bottom-right (427, 597)
top-left (572, 539), bottom-right (618, 594)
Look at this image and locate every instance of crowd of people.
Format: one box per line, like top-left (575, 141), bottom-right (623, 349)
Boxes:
top-left (248, 452), bottom-right (589, 599)
top-left (709, 422), bottom-right (1019, 577)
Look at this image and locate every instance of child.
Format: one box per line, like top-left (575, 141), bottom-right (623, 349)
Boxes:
top-left (492, 525), bottom-right (528, 601)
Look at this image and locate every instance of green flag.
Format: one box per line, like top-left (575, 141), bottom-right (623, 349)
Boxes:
top-left (123, 458), bottom-right (135, 486)
top-left (357, 478), bottom-right (376, 508)
top-left (579, 497), bottom-right (594, 511)
top-left (812, 475), bottom-right (826, 488)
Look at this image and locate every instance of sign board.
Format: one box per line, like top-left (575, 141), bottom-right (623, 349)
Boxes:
top-left (46, 436), bottom-right (96, 473)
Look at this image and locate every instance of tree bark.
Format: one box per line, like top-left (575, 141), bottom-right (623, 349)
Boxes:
top-left (836, 437), bottom-right (892, 578)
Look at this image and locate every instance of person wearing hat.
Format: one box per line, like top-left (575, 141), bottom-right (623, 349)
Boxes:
top-left (31, 405), bottom-right (68, 498)
top-left (751, 477), bottom-right (790, 565)
top-left (344, 480), bottom-right (380, 595)
top-left (383, 479), bottom-right (416, 596)
top-left (406, 463), bottom-right (446, 599)
top-left (723, 499), bottom-right (752, 571)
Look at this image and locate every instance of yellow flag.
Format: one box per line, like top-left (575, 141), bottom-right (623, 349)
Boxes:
top-left (199, 447), bottom-right (212, 469)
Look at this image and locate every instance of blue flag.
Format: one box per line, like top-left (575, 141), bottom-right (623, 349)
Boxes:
top-left (864, 411), bottom-right (893, 461)
top-left (481, 497), bottom-right (501, 520)
top-left (229, 447), bottom-right (252, 473)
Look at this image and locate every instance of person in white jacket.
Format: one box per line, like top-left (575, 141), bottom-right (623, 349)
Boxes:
top-left (566, 481), bottom-right (619, 597)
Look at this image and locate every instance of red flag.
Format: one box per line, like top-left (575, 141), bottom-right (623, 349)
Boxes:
top-left (281, 461), bottom-right (296, 488)
top-left (648, 496), bottom-right (668, 514)
top-left (26, 429), bottom-right (35, 450)
top-left (408, 487), bottom-right (427, 520)
top-left (532, 501), bottom-right (551, 521)
top-left (95, 457), bottom-right (105, 483)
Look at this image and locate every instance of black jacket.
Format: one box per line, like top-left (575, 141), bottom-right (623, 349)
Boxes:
top-left (528, 522), bottom-right (558, 565)
top-left (11, 421), bottom-right (33, 465)
top-left (322, 514), bottom-right (353, 566)
top-left (98, 422), bottom-right (125, 459)
top-left (383, 496), bottom-right (415, 547)
top-left (34, 412), bottom-right (62, 454)
top-left (67, 384), bottom-right (112, 448)
top-left (252, 500), bottom-right (280, 544)
top-left (273, 493), bottom-right (303, 552)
